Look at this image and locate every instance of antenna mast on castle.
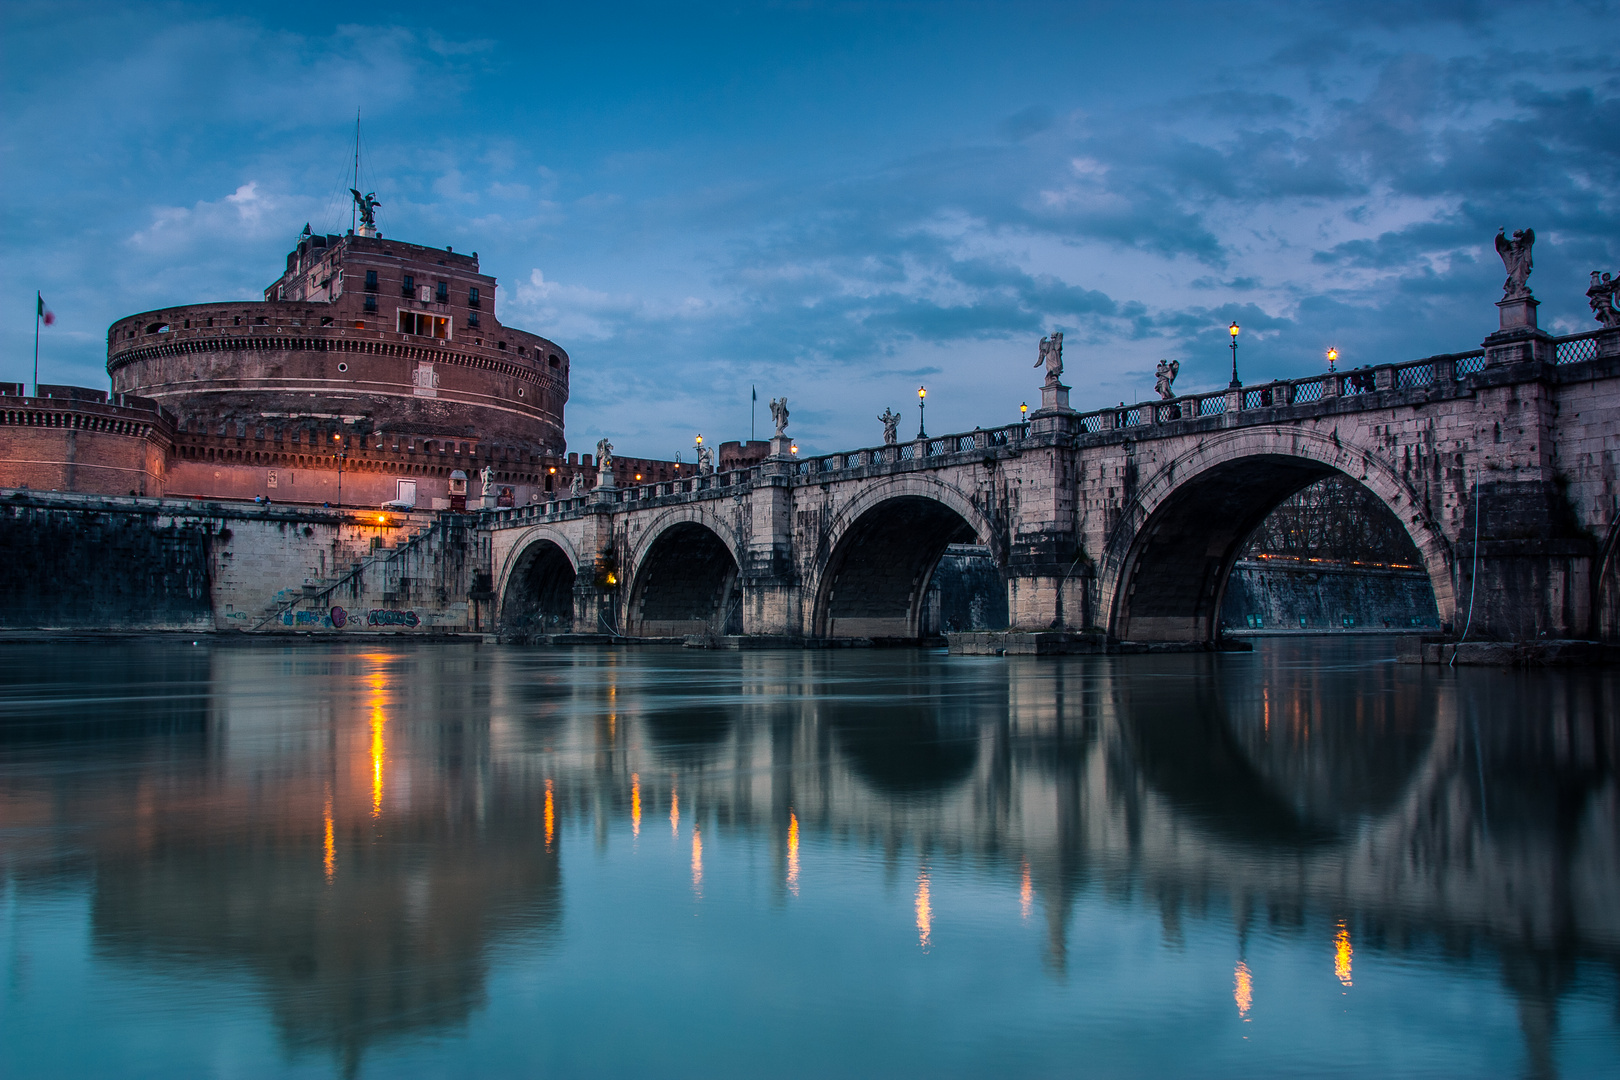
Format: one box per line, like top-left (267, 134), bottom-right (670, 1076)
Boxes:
top-left (351, 109), bottom-right (361, 234)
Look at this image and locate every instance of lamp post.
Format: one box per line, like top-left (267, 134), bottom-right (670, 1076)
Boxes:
top-left (1326, 347), bottom-right (1338, 373)
top-left (917, 385), bottom-right (927, 439)
top-left (1227, 321), bottom-right (1242, 388)
top-left (333, 432), bottom-right (346, 508)
top-left (1020, 401), bottom-right (1028, 426)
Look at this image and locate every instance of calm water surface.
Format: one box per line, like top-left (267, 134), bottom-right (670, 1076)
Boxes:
top-left (1, 638), bottom-right (1616, 1078)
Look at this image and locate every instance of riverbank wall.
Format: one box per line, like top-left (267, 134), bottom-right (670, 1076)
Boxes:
top-left (1220, 558), bottom-right (1441, 632)
top-left (0, 489), bottom-right (488, 634)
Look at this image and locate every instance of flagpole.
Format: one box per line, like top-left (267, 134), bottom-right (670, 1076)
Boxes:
top-left (34, 292), bottom-right (41, 397)
top-left (751, 385), bottom-right (756, 443)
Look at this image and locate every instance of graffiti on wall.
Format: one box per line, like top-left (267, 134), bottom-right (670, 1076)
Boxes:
top-left (368, 609), bottom-right (421, 628)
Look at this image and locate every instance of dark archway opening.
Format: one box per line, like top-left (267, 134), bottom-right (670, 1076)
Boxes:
top-left (1115, 458), bottom-right (1438, 642)
top-left (1219, 474), bottom-right (1440, 634)
top-left (627, 523), bottom-right (741, 637)
top-left (817, 496), bottom-right (984, 641)
top-left (498, 540), bottom-right (576, 642)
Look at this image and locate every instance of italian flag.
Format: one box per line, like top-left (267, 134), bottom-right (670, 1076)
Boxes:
top-left (37, 294), bottom-right (54, 325)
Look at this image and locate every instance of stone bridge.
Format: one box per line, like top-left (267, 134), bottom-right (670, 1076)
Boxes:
top-left (488, 324), bottom-right (1620, 645)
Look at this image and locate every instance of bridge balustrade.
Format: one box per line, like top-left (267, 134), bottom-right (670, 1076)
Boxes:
top-left (1557, 331), bottom-right (1600, 365)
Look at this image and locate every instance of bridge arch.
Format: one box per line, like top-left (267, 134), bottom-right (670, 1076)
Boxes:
top-left (1098, 427), bottom-right (1456, 642)
top-left (495, 526), bottom-right (582, 640)
top-left (808, 474), bottom-right (998, 640)
top-left (622, 507), bottom-right (746, 637)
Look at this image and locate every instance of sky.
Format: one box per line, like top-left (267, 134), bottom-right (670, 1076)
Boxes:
top-left (4, 0), bottom-right (1618, 458)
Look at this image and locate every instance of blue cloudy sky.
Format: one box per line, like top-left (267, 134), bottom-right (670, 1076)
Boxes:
top-left (4, 1), bottom-right (1618, 457)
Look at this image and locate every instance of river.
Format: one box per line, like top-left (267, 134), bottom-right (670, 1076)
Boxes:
top-left (1, 638), bottom-right (1615, 1078)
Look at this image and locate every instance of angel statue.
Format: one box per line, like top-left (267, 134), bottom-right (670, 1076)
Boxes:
top-left (879, 407), bottom-right (901, 445)
top-left (568, 471), bottom-right (585, 497)
top-left (479, 465), bottom-right (494, 492)
top-left (595, 438), bottom-right (613, 473)
top-left (1587, 270), bottom-right (1620, 329)
top-left (349, 189), bottom-right (381, 233)
top-left (698, 444), bottom-right (715, 474)
top-left (1035, 331), bottom-right (1064, 383)
top-left (1154, 359), bottom-right (1180, 400)
top-left (1495, 227), bottom-right (1535, 300)
top-left (769, 397), bottom-right (790, 436)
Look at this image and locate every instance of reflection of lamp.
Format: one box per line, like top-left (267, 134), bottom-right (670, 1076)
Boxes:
top-left (1326, 347), bottom-right (1338, 373)
top-left (1227, 321), bottom-right (1242, 389)
top-left (917, 385), bottom-right (927, 439)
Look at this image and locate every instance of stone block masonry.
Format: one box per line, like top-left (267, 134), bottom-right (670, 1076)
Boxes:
top-left (1, 490), bottom-right (485, 635)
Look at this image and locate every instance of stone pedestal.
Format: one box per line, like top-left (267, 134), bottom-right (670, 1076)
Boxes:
top-left (768, 434), bottom-right (793, 459)
top-left (1596, 327), bottom-right (1620, 358)
top-left (1484, 295), bottom-right (1556, 365)
top-left (1039, 380), bottom-right (1071, 412)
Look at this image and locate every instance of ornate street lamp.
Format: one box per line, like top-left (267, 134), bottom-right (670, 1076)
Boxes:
top-left (1228, 321), bottom-right (1242, 389)
top-left (917, 385), bottom-right (927, 439)
top-left (1326, 347), bottom-right (1338, 373)
top-left (1020, 401), bottom-right (1028, 424)
top-left (333, 432), bottom-right (346, 508)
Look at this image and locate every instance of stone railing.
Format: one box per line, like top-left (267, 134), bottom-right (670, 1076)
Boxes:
top-left (1072, 328), bottom-right (1610, 435)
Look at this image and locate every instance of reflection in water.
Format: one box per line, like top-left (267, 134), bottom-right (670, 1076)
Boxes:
top-left (1, 639), bottom-right (1616, 1077)
top-left (1235, 960), bottom-right (1254, 1019)
top-left (632, 772), bottom-right (641, 837)
top-left (1336, 919), bottom-right (1353, 988)
top-left (915, 867), bottom-right (932, 952)
top-left (787, 811), bottom-right (800, 896)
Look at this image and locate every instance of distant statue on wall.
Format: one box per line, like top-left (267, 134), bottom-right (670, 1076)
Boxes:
top-left (1587, 270), bottom-right (1620, 329)
top-left (1495, 227), bottom-right (1535, 300)
top-left (1035, 331), bottom-right (1064, 383)
top-left (595, 438), bottom-right (613, 473)
top-left (569, 471), bottom-right (585, 496)
top-left (1154, 359), bottom-right (1180, 400)
top-left (349, 189), bottom-right (381, 233)
top-left (698, 444), bottom-right (714, 474)
top-left (479, 465), bottom-right (494, 492)
top-left (769, 397), bottom-right (789, 436)
top-left (879, 407), bottom-right (900, 445)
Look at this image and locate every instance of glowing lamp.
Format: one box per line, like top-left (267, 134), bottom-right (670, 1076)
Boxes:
top-left (1326, 347), bottom-right (1338, 373)
top-left (1229, 321), bottom-right (1240, 338)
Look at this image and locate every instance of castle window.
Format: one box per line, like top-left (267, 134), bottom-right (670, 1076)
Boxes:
top-left (233, 316), bottom-right (241, 326)
top-left (364, 295), bottom-right (377, 312)
top-left (365, 270), bottom-right (378, 292)
top-left (401, 274), bottom-right (414, 297)
top-left (498, 341), bottom-right (507, 350)
top-left (436, 281), bottom-right (448, 303)
top-left (206, 318), bottom-right (214, 327)
top-left (548, 353), bottom-right (561, 368)
top-left (468, 287), bottom-right (480, 308)
top-left (255, 316), bottom-right (268, 325)
top-left (468, 311), bottom-right (480, 327)
top-left (397, 310), bottom-right (451, 339)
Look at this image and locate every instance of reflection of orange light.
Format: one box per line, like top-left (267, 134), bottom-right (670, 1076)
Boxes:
top-left (631, 773), bottom-right (641, 837)
top-left (323, 794), bottom-right (335, 882)
top-left (370, 701), bottom-right (386, 817)
top-left (544, 779), bottom-right (555, 850)
top-left (787, 811), bottom-right (800, 896)
top-left (691, 826), bottom-right (703, 896)
top-left (1335, 920), bottom-right (1353, 987)
top-left (1263, 687), bottom-right (1270, 736)
top-left (670, 784), bottom-right (680, 836)
top-left (1234, 961), bottom-right (1253, 1018)
top-left (1020, 861), bottom-right (1032, 921)
top-left (915, 868), bottom-right (932, 951)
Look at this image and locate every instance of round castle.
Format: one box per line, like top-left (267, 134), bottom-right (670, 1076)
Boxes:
top-left (107, 230), bottom-right (570, 460)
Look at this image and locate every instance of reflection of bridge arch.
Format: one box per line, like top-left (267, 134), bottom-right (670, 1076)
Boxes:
top-left (1098, 428), bottom-right (1456, 642)
top-left (807, 475), bottom-right (997, 640)
top-left (494, 527), bottom-right (582, 640)
top-left (623, 507), bottom-right (745, 637)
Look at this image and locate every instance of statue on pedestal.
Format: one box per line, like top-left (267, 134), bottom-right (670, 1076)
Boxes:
top-left (595, 438), bottom-right (613, 473)
top-left (1587, 271), bottom-right (1620, 329)
top-left (569, 472), bottom-right (585, 496)
top-left (1495, 228), bottom-right (1536, 300)
top-left (698, 444), bottom-right (714, 474)
top-left (879, 408), bottom-right (900, 445)
top-left (1035, 331), bottom-right (1064, 384)
top-left (479, 465), bottom-right (494, 492)
top-left (1154, 359), bottom-right (1180, 400)
top-left (769, 397), bottom-right (790, 436)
